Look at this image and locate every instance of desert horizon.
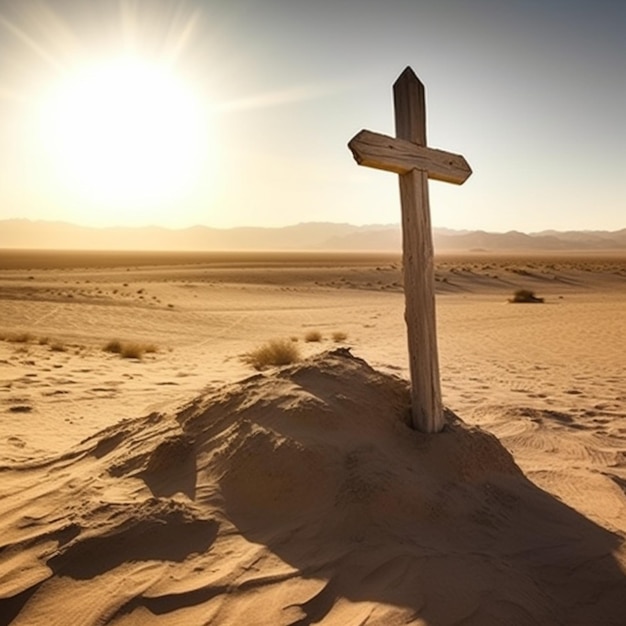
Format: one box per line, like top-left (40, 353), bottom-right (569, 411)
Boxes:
top-left (1, 248), bottom-right (625, 624)
top-left (2, 219), bottom-right (626, 254)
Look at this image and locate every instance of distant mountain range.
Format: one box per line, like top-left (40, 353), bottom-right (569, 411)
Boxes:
top-left (1, 219), bottom-right (625, 252)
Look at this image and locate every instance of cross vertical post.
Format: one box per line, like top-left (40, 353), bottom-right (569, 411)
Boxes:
top-left (395, 70), bottom-right (441, 433)
top-left (348, 67), bottom-right (472, 433)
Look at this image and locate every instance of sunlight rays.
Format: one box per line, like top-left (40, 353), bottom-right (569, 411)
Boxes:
top-left (0, 1), bottom-right (212, 222)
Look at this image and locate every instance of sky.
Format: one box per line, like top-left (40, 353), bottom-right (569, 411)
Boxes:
top-left (0, 0), bottom-right (624, 233)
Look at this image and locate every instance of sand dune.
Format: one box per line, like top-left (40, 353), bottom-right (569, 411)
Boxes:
top-left (0, 251), bottom-right (625, 624)
top-left (1, 350), bottom-right (625, 625)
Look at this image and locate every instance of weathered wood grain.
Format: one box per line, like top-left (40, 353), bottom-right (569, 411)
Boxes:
top-left (399, 168), bottom-right (443, 432)
top-left (393, 68), bottom-right (444, 433)
top-left (394, 67), bottom-right (426, 145)
top-left (348, 129), bottom-right (472, 184)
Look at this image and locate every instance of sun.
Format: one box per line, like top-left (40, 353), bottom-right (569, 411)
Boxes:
top-left (40, 56), bottom-right (211, 220)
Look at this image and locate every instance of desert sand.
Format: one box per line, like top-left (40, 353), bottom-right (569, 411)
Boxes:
top-left (0, 250), bottom-right (625, 625)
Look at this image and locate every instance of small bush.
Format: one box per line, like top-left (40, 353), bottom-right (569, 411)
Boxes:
top-left (509, 289), bottom-right (544, 303)
top-left (331, 331), bottom-right (348, 343)
top-left (4, 332), bottom-right (35, 343)
top-left (119, 343), bottom-right (145, 359)
top-left (103, 339), bottom-right (157, 359)
top-left (104, 339), bottom-right (123, 354)
top-left (304, 330), bottom-right (323, 343)
top-left (244, 339), bottom-right (301, 370)
top-left (50, 342), bottom-right (68, 352)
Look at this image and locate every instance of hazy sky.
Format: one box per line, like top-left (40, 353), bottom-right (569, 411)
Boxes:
top-left (0, 0), bottom-right (624, 232)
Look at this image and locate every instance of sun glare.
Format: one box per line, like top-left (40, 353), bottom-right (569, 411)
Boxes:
top-left (41, 57), bottom-right (211, 219)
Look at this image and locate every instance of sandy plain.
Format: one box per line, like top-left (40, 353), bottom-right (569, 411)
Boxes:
top-left (0, 249), bottom-right (625, 625)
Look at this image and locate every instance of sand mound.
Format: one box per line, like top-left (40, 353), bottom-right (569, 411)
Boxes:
top-left (1, 350), bottom-right (625, 625)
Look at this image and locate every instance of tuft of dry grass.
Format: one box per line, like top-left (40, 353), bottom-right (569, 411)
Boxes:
top-left (103, 339), bottom-right (158, 359)
top-left (244, 339), bottom-right (301, 370)
top-left (508, 289), bottom-right (544, 303)
top-left (119, 343), bottom-right (145, 359)
top-left (331, 331), bottom-right (348, 343)
top-left (2, 331), bottom-right (35, 343)
top-left (0, 331), bottom-right (75, 352)
top-left (103, 339), bottom-right (123, 354)
top-left (304, 330), bottom-right (323, 343)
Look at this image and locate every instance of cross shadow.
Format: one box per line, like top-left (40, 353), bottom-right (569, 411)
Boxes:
top-left (210, 355), bottom-right (626, 624)
top-left (220, 418), bottom-right (626, 624)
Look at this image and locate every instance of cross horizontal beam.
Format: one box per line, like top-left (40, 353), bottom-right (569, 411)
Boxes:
top-left (348, 129), bottom-right (472, 184)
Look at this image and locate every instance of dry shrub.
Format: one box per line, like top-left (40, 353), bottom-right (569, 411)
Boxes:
top-left (244, 339), bottom-right (301, 370)
top-left (4, 332), bottom-right (35, 343)
top-left (104, 339), bottom-right (157, 359)
top-left (304, 330), bottom-right (323, 343)
top-left (509, 289), bottom-right (544, 303)
top-left (50, 342), bottom-right (67, 352)
top-left (104, 339), bottom-right (123, 354)
top-left (331, 331), bottom-right (348, 343)
top-left (119, 343), bottom-right (145, 359)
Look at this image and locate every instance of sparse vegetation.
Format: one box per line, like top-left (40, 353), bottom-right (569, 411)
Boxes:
top-left (104, 339), bottom-right (158, 359)
top-left (104, 339), bottom-right (123, 354)
top-left (304, 330), bottom-right (323, 343)
top-left (0, 331), bottom-right (76, 352)
top-left (1, 331), bottom-right (35, 343)
top-left (331, 331), bottom-right (348, 343)
top-left (509, 289), bottom-right (544, 303)
top-left (119, 343), bottom-right (146, 359)
top-left (244, 339), bottom-right (301, 370)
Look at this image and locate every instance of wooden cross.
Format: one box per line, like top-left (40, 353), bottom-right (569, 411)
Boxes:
top-left (348, 67), bottom-right (472, 433)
